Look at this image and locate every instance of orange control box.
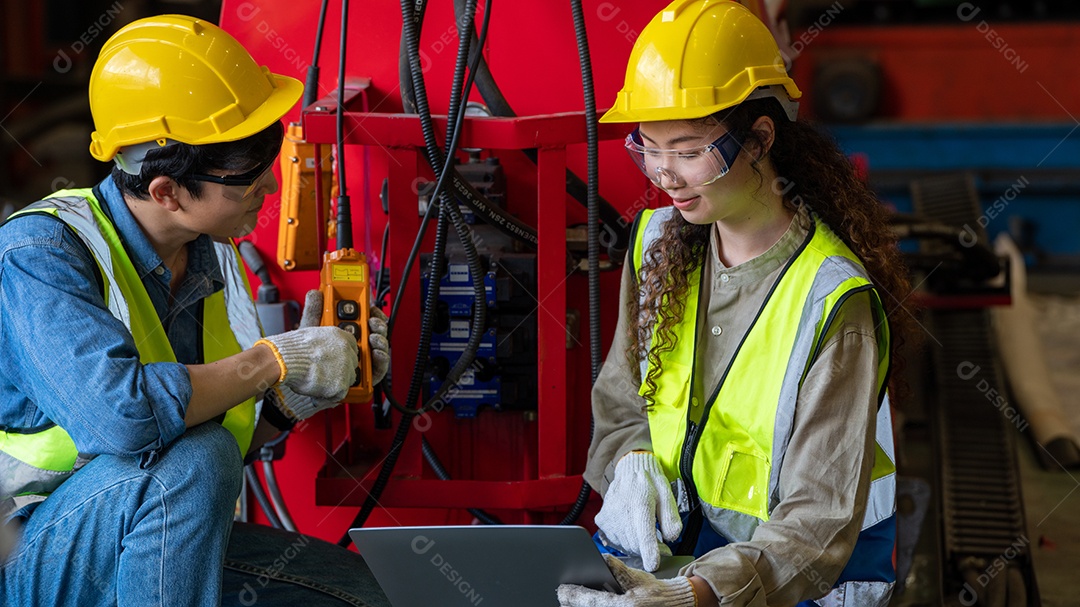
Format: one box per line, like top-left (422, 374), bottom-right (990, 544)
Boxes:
top-left (277, 123), bottom-right (333, 271)
top-left (320, 248), bottom-right (373, 403)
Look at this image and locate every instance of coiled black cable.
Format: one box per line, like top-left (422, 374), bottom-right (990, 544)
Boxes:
top-left (559, 0), bottom-right (600, 526)
top-left (339, 0), bottom-right (494, 543)
top-left (396, 9), bottom-right (538, 247)
top-left (384, 0), bottom-right (494, 415)
top-left (450, 0), bottom-right (629, 260)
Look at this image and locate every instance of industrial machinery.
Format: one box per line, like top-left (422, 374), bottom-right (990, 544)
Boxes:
top-left (222, 0), bottom-right (644, 538)
top-left (218, 2), bottom-right (1079, 605)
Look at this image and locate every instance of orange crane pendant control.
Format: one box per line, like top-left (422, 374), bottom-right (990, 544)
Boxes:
top-left (278, 122), bottom-right (333, 271)
top-left (320, 248), bottom-right (374, 403)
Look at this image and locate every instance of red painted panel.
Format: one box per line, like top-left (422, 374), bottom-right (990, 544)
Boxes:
top-left (220, 0), bottom-right (670, 544)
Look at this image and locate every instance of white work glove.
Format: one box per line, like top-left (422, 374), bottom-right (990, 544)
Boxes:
top-left (557, 554), bottom-right (697, 607)
top-left (594, 451), bottom-right (682, 572)
top-left (269, 384), bottom-right (341, 424)
top-left (256, 290), bottom-right (358, 403)
top-left (369, 304), bottom-right (389, 385)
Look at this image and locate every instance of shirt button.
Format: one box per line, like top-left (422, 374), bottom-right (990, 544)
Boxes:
top-left (691, 397), bottom-right (700, 407)
top-left (154, 266), bottom-right (165, 276)
top-left (720, 274), bottom-right (730, 283)
top-left (711, 325), bottom-right (723, 336)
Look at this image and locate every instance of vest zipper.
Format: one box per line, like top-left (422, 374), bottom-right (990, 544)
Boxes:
top-left (675, 270), bottom-right (706, 556)
top-left (673, 227), bottom-right (810, 555)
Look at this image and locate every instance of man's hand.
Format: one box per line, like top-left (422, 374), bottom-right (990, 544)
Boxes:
top-left (595, 451), bottom-right (683, 572)
top-left (557, 554), bottom-right (696, 607)
top-left (256, 290), bottom-right (357, 402)
top-left (369, 304), bottom-right (389, 385)
top-left (268, 384), bottom-right (341, 424)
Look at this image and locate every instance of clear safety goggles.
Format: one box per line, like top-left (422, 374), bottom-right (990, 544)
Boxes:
top-left (624, 128), bottom-right (744, 188)
top-left (192, 157), bottom-right (276, 200)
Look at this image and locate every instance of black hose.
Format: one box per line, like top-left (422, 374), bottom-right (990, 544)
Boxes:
top-left (375, 222), bottom-right (390, 307)
top-left (387, 195), bottom-right (439, 338)
top-left (419, 0), bottom-right (490, 396)
top-left (892, 222), bottom-right (1000, 280)
top-left (421, 437), bottom-right (504, 525)
top-left (560, 0), bottom-right (599, 526)
top-left (237, 240), bottom-right (279, 304)
top-left (385, 0), bottom-right (490, 420)
top-left (245, 466), bottom-right (283, 529)
top-left (411, 4), bottom-right (505, 528)
top-left (339, 0), bottom-right (492, 542)
top-left (262, 460), bottom-right (298, 532)
top-left (385, 0), bottom-right (495, 412)
top-left (337, 204), bottom-right (449, 548)
top-left (396, 8), bottom-right (538, 247)
top-left (450, 0), bottom-right (629, 260)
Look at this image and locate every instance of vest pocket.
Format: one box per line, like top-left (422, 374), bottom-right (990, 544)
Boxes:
top-left (705, 442), bottom-right (770, 521)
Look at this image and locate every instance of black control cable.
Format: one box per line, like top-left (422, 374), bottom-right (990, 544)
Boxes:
top-left (559, 0), bottom-right (600, 526)
top-left (411, 2), bottom-right (502, 520)
top-left (339, 0), bottom-right (494, 543)
top-left (335, 0), bottom-right (352, 250)
top-left (383, 0), bottom-right (493, 416)
top-left (302, 0), bottom-right (332, 111)
top-left (396, 6), bottom-right (538, 248)
top-left (450, 0), bottom-right (629, 260)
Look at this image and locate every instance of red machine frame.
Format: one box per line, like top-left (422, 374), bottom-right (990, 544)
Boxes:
top-left (302, 89), bottom-right (632, 515)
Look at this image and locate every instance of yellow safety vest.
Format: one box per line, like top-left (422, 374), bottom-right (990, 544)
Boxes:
top-left (0, 189), bottom-right (261, 516)
top-left (632, 206), bottom-right (896, 606)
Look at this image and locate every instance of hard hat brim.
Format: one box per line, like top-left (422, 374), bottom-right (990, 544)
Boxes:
top-left (89, 72), bottom-right (303, 162)
top-left (599, 81), bottom-right (802, 125)
top-left (193, 72), bottom-right (304, 146)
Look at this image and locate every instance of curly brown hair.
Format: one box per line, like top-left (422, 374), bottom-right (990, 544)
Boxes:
top-left (627, 97), bottom-right (913, 407)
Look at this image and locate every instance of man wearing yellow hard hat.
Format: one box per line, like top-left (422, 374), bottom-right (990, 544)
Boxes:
top-left (0, 15), bottom-right (387, 605)
top-left (559, 1), bottom-right (909, 606)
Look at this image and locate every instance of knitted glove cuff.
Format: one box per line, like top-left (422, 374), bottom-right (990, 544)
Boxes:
top-left (257, 332), bottom-right (314, 385)
top-left (661, 576), bottom-right (698, 607)
top-left (617, 450), bottom-right (663, 476)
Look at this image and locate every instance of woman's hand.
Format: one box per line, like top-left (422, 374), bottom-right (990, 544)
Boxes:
top-left (557, 555), bottom-right (698, 606)
top-left (594, 451), bottom-right (683, 572)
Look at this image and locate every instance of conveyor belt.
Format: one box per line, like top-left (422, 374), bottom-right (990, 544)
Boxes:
top-left (911, 174), bottom-right (1040, 606)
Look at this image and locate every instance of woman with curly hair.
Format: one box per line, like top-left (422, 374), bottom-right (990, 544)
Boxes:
top-left (557, 2), bottom-right (912, 607)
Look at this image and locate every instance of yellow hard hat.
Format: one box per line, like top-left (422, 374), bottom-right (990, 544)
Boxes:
top-left (600, 0), bottom-right (802, 124)
top-left (88, 15), bottom-right (302, 162)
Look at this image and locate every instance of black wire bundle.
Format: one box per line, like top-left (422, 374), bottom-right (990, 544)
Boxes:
top-left (339, 0), bottom-right (499, 544)
top-left (559, 0), bottom-right (600, 526)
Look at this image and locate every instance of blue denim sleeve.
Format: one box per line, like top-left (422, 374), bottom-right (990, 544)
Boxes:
top-left (0, 214), bottom-right (190, 455)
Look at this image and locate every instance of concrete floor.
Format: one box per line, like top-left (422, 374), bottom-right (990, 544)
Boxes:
top-left (1023, 292), bottom-right (1080, 606)
top-left (1017, 436), bottom-right (1080, 607)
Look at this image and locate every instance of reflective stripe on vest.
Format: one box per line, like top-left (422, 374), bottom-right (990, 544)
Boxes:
top-left (0, 189), bottom-right (261, 507)
top-left (631, 207), bottom-right (895, 607)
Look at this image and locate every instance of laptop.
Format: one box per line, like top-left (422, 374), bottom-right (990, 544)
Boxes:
top-left (349, 525), bottom-right (692, 607)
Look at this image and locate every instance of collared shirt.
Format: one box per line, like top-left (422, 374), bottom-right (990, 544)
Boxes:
top-left (0, 177), bottom-right (224, 457)
top-left (585, 206), bottom-right (882, 605)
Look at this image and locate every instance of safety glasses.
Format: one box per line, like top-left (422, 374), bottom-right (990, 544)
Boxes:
top-left (625, 128), bottom-right (744, 188)
top-left (192, 157), bottom-right (276, 200)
